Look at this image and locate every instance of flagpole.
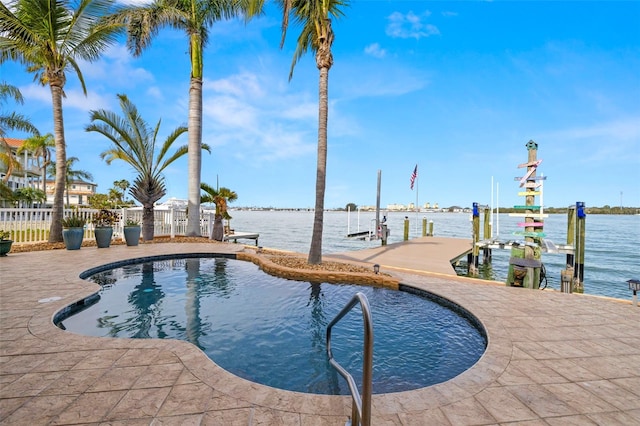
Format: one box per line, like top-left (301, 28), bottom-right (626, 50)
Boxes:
top-left (415, 164), bottom-right (419, 236)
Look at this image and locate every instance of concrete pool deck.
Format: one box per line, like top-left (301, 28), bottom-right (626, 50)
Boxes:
top-left (1, 242), bottom-right (639, 425)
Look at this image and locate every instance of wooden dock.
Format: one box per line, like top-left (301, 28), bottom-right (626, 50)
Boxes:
top-left (329, 236), bottom-right (472, 276)
top-left (223, 232), bottom-right (259, 245)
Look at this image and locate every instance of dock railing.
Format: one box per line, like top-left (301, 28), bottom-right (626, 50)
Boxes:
top-left (326, 292), bottom-right (373, 426)
top-left (0, 207), bottom-right (216, 244)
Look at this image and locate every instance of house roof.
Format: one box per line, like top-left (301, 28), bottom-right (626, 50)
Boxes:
top-left (2, 137), bottom-right (25, 149)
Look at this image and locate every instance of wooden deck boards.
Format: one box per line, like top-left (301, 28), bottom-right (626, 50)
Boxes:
top-left (329, 236), bottom-right (472, 275)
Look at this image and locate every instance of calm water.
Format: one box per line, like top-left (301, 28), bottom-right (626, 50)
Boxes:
top-left (226, 210), bottom-right (639, 300)
top-left (58, 257), bottom-right (486, 395)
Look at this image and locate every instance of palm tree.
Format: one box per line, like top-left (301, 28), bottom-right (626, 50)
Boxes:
top-left (48, 157), bottom-right (94, 207)
top-left (0, 140), bottom-right (21, 183)
top-left (85, 93), bottom-right (205, 241)
top-left (0, 0), bottom-right (122, 242)
top-left (17, 133), bottom-right (54, 195)
top-left (109, 0), bottom-right (258, 237)
top-left (0, 82), bottom-right (39, 184)
top-left (0, 82), bottom-right (39, 138)
top-left (274, 0), bottom-right (347, 264)
top-left (200, 182), bottom-right (237, 241)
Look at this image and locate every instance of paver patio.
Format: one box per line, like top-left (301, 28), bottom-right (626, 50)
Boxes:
top-left (1, 242), bottom-right (639, 425)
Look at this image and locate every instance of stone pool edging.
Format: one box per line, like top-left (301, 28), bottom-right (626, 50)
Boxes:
top-left (236, 251), bottom-right (401, 289)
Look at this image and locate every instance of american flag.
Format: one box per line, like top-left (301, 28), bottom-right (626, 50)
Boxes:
top-left (410, 165), bottom-right (418, 190)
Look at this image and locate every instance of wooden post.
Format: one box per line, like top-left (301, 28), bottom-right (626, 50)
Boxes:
top-left (574, 202), bottom-right (586, 293)
top-left (566, 205), bottom-right (575, 268)
top-left (483, 207), bottom-right (491, 263)
top-left (422, 217), bottom-right (427, 237)
top-left (470, 202), bottom-right (480, 275)
top-left (429, 220), bottom-right (434, 237)
top-left (507, 140), bottom-right (543, 288)
top-left (523, 141), bottom-right (541, 289)
top-left (403, 216), bottom-right (409, 241)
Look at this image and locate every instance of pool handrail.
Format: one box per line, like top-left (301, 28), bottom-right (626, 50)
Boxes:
top-left (326, 292), bottom-right (373, 426)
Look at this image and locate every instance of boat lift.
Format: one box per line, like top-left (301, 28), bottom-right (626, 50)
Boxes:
top-left (346, 170), bottom-right (389, 244)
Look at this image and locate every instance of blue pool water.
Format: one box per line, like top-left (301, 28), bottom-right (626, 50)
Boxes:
top-left (57, 256), bottom-right (486, 395)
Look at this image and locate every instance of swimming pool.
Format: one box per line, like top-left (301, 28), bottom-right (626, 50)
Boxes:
top-left (57, 256), bottom-right (486, 395)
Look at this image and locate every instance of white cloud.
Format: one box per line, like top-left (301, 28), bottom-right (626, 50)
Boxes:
top-left (201, 71), bottom-right (319, 162)
top-left (386, 11), bottom-right (440, 40)
top-left (364, 43), bottom-right (387, 59)
top-left (207, 72), bottom-right (264, 98)
top-left (78, 44), bottom-right (154, 90)
top-left (542, 117), bottom-right (640, 165)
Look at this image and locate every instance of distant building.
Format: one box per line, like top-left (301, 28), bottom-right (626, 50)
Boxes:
top-left (45, 179), bottom-right (97, 207)
top-left (0, 137), bottom-right (41, 192)
top-left (386, 203), bottom-right (408, 211)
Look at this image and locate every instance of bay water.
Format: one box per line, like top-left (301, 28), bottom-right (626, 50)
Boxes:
top-left (226, 210), bottom-right (639, 301)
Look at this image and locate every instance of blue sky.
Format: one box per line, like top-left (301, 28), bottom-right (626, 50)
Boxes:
top-left (3, 0), bottom-right (640, 209)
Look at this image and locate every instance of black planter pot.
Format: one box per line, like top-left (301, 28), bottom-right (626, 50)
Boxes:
top-left (0, 240), bottom-right (13, 256)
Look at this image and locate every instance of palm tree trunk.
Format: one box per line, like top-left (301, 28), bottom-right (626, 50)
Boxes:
top-left (41, 166), bottom-right (47, 199)
top-left (186, 35), bottom-right (204, 237)
top-left (213, 214), bottom-right (224, 241)
top-left (48, 83), bottom-right (67, 243)
top-left (308, 66), bottom-right (329, 264)
top-left (186, 77), bottom-right (203, 237)
top-left (142, 204), bottom-right (154, 241)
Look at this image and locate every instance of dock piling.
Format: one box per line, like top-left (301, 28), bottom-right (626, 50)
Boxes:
top-left (403, 216), bottom-right (409, 241)
top-left (573, 202), bottom-right (586, 293)
top-left (483, 207), bottom-right (492, 263)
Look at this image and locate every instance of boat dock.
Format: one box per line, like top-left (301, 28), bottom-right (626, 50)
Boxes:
top-left (223, 231), bottom-right (259, 245)
top-left (330, 236), bottom-right (472, 276)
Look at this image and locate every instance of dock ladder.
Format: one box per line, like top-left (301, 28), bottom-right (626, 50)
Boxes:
top-left (326, 292), bottom-right (373, 426)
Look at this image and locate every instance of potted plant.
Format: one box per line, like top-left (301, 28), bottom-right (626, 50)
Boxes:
top-left (0, 230), bottom-right (13, 256)
top-left (91, 209), bottom-right (119, 248)
top-left (123, 219), bottom-right (141, 246)
top-left (62, 215), bottom-right (86, 250)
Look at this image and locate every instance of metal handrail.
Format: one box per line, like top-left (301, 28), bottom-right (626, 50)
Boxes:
top-left (326, 292), bottom-right (373, 426)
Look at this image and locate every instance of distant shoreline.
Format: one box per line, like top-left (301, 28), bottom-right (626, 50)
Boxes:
top-left (227, 207), bottom-right (640, 215)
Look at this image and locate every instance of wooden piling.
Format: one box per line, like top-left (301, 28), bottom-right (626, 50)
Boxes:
top-left (470, 202), bottom-right (480, 275)
top-left (403, 216), bottom-right (409, 241)
top-left (483, 207), bottom-right (492, 262)
top-left (422, 217), bottom-right (427, 237)
top-left (574, 202), bottom-right (586, 293)
top-left (566, 205), bottom-right (575, 268)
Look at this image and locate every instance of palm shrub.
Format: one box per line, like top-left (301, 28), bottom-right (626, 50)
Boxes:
top-left (86, 94), bottom-right (209, 241)
top-left (61, 215), bottom-right (86, 228)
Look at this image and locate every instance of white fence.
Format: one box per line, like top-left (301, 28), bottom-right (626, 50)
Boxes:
top-left (0, 208), bottom-right (217, 243)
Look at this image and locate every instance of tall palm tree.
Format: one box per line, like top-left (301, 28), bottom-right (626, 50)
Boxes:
top-left (200, 182), bottom-right (237, 241)
top-left (0, 0), bottom-right (121, 242)
top-left (109, 0), bottom-right (258, 237)
top-left (48, 157), bottom-right (94, 207)
top-left (17, 133), bottom-right (54, 194)
top-left (275, 0), bottom-right (347, 264)
top-left (86, 93), bottom-right (205, 241)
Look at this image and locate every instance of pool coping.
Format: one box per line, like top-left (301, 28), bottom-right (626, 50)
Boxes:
top-left (1, 242), bottom-right (639, 424)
